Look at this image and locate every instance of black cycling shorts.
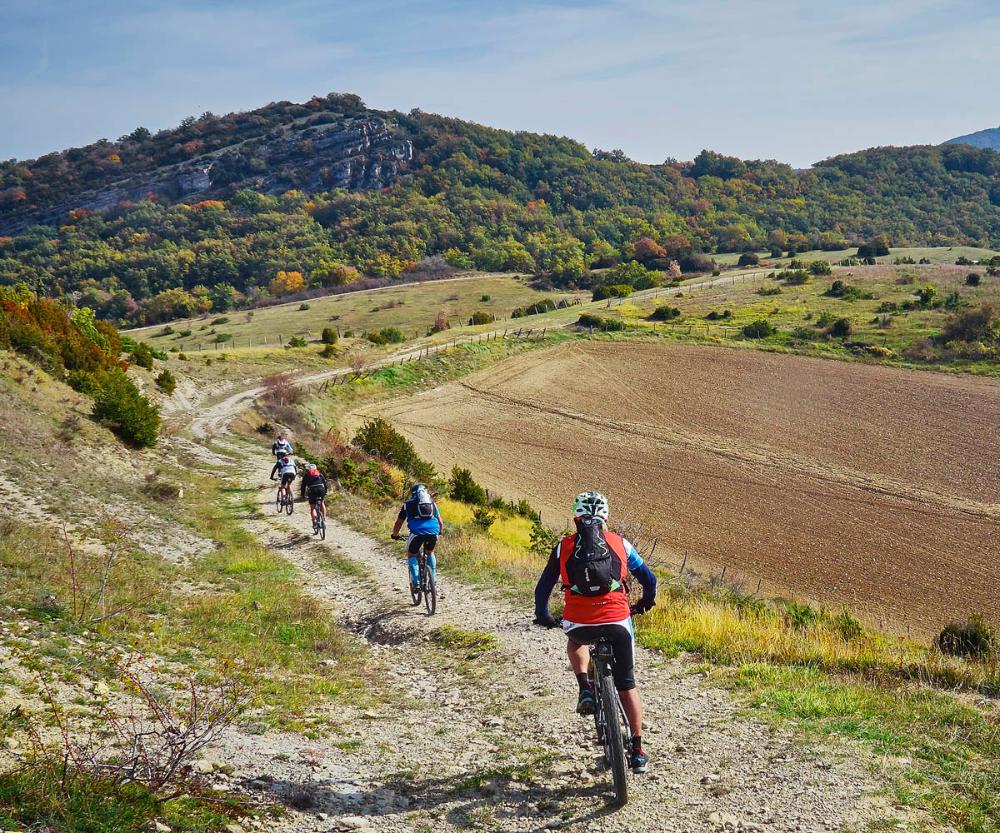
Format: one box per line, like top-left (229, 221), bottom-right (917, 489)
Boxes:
top-left (566, 623), bottom-right (636, 691)
top-left (280, 472), bottom-right (295, 486)
top-left (306, 488), bottom-right (326, 506)
top-left (407, 533), bottom-right (438, 555)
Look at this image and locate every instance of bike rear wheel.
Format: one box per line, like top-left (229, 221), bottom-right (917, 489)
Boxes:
top-left (598, 668), bottom-right (628, 807)
top-left (275, 492), bottom-right (282, 513)
top-left (424, 568), bottom-right (437, 615)
top-left (285, 495), bottom-right (293, 515)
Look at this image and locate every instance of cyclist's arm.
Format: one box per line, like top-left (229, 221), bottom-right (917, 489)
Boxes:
top-left (533, 545), bottom-right (561, 622)
top-left (434, 505), bottom-right (444, 535)
top-left (623, 538), bottom-right (657, 606)
top-left (390, 509), bottom-right (405, 538)
top-left (269, 461), bottom-right (279, 479)
top-left (299, 478), bottom-right (307, 499)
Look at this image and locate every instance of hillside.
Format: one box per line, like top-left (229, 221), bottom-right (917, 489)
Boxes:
top-left (4, 94), bottom-right (1000, 327)
top-left (948, 125), bottom-right (1000, 152)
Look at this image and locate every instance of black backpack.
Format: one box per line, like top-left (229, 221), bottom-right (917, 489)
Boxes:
top-left (563, 521), bottom-right (622, 596)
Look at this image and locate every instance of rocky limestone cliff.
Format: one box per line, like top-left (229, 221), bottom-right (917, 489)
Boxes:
top-left (0, 117), bottom-right (412, 234)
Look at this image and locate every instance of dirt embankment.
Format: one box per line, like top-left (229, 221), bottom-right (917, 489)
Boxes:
top-left (362, 341), bottom-right (1000, 636)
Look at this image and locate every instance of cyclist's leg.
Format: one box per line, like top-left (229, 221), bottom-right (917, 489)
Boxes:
top-left (564, 623), bottom-right (597, 714)
top-left (423, 535), bottom-right (438, 579)
top-left (406, 535), bottom-right (421, 585)
top-left (607, 623), bottom-right (643, 743)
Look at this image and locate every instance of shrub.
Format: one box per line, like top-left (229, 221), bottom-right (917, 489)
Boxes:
top-left (742, 319), bottom-right (776, 339)
top-left (159, 325), bottom-right (174, 336)
top-left (480, 294), bottom-right (491, 302)
top-left (468, 311), bottom-right (493, 326)
top-left (287, 335), bottom-right (307, 348)
top-left (940, 304), bottom-right (997, 343)
top-left (965, 273), bottom-right (981, 287)
top-left (779, 269), bottom-right (810, 285)
top-left (529, 522), bottom-right (559, 558)
top-left (737, 252), bottom-right (759, 267)
top-left (298, 303), bottom-right (311, 311)
top-left (592, 283), bottom-right (633, 302)
top-left (649, 305), bottom-right (681, 321)
top-left (321, 327), bottom-right (338, 344)
top-left (130, 341), bottom-right (154, 369)
top-left (757, 285), bottom-right (782, 296)
top-left (92, 368), bottom-right (160, 448)
top-left (827, 317), bottom-right (853, 338)
top-left (256, 421), bottom-right (274, 435)
top-left (428, 310), bottom-right (450, 334)
top-left (213, 332), bottom-right (233, 343)
top-left (809, 260), bottom-right (832, 275)
top-left (790, 326), bottom-right (816, 341)
top-left (353, 417), bottom-right (435, 481)
top-left (577, 313), bottom-right (624, 332)
top-left (154, 368), bottom-right (176, 395)
top-left (472, 507), bottom-right (496, 530)
top-left (915, 285), bottom-right (938, 308)
top-left (815, 311), bottom-right (837, 328)
top-left (320, 344), bottom-right (337, 358)
top-left (367, 327), bottom-right (405, 345)
top-left (211, 316), bottom-right (230, 325)
top-left (936, 616), bottom-right (996, 659)
top-left (705, 309), bottom-right (732, 321)
top-left (450, 466), bottom-right (487, 505)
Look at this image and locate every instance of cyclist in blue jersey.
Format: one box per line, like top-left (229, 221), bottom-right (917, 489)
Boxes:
top-left (390, 484), bottom-right (444, 596)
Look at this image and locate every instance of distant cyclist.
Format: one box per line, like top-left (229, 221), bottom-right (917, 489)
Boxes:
top-left (299, 462), bottom-right (328, 532)
top-left (272, 434), bottom-right (293, 458)
top-left (270, 454), bottom-right (296, 502)
top-left (533, 490), bottom-right (657, 773)
top-left (390, 484), bottom-right (444, 596)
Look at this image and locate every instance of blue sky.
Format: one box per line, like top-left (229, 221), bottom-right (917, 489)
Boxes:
top-left (1, 0), bottom-right (997, 167)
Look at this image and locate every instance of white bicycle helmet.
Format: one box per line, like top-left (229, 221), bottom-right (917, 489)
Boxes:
top-left (573, 490), bottom-right (609, 522)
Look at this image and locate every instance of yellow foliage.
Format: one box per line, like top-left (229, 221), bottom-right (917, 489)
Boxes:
top-left (270, 270), bottom-right (305, 296)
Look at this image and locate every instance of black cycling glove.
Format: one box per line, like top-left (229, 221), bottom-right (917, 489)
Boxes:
top-left (534, 614), bottom-right (561, 629)
top-left (631, 598), bottom-right (655, 616)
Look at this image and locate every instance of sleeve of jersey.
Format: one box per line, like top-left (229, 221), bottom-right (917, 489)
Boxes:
top-left (624, 539), bottom-right (657, 599)
top-left (397, 507), bottom-right (406, 520)
top-left (533, 547), bottom-right (561, 621)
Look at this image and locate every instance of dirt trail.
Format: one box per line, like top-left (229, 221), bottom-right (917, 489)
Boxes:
top-left (168, 441), bottom-right (896, 830)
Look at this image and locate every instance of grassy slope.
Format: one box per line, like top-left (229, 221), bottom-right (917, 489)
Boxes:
top-left (0, 352), bottom-right (377, 828)
top-left (715, 246), bottom-right (1000, 266)
top-left (289, 336), bottom-right (999, 833)
top-left (127, 273), bottom-right (586, 354)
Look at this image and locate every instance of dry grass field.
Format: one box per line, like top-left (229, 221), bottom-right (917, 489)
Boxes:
top-left (361, 341), bottom-right (1000, 636)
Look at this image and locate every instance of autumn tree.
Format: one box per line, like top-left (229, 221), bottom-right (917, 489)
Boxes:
top-left (269, 270), bottom-right (305, 296)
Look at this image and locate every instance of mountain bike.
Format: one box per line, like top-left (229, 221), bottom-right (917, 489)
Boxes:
top-left (392, 535), bottom-right (436, 615)
top-left (533, 616), bottom-right (634, 808)
top-left (312, 501), bottom-right (326, 540)
top-left (275, 483), bottom-right (294, 515)
top-left (589, 636), bottom-right (632, 807)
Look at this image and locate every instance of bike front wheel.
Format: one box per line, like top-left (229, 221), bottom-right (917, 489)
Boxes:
top-left (285, 496), bottom-right (293, 515)
top-left (598, 669), bottom-right (628, 807)
top-left (318, 515), bottom-right (326, 540)
top-left (275, 492), bottom-right (282, 513)
top-left (410, 564), bottom-right (422, 606)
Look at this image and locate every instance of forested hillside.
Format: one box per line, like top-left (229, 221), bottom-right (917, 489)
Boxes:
top-left (2, 94), bottom-right (1000, 325)
top-left (947, 125), bottom-right (1000, 152)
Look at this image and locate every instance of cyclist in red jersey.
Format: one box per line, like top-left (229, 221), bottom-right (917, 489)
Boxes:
top-left (534, 490), bottom-right (657, 773)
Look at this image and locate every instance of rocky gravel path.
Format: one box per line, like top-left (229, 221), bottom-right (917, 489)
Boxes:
top-left (190, 440), bottom-right (893, 833)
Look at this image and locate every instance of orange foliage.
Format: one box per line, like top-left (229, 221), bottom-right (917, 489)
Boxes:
top-left (269, 270), bottom-right (305, 296)
top-left (68, 208), bottom-right (92, 221)
top-left (633, 237), bottom-right (667, 261)
top-left (182, 140), bottom-right (203, 155)
top-left (192, 200), bottom-right (225, 211)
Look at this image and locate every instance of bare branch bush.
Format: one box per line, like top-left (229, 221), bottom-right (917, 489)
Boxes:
top-left (6, 662), bottom-right (249, 799)
top-left (262, 372), bottom-right (303, 408)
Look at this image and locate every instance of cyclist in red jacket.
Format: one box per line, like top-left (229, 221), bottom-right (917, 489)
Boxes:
top-left (533, 490), bottom-right (657, 773)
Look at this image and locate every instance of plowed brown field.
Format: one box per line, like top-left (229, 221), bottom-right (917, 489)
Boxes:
top-left (361, 342), bottom-right (1000, 635)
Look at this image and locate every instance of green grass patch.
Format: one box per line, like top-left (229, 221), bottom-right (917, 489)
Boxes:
top-left (165, 478), bottom-right (374, 732)
top-left (725, 663), bottom-right (1000, 833)
top-left (0, 765), bottom-right (250, 833)
top-left (430, 624), bottom-right (499, 659)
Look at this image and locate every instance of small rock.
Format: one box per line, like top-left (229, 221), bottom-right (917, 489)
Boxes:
top-left (338, 817), bottom-right (371, 830)
top-left (154, 822), bottom-right (171, 833)
top-left (224, 825), bottom-right (244, 833)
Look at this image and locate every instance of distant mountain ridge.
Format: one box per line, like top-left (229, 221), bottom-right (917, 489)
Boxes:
top-left (3, 92), bottom-right (1000, 326)
top-left (946, 126), bottom-right (1000, 152)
